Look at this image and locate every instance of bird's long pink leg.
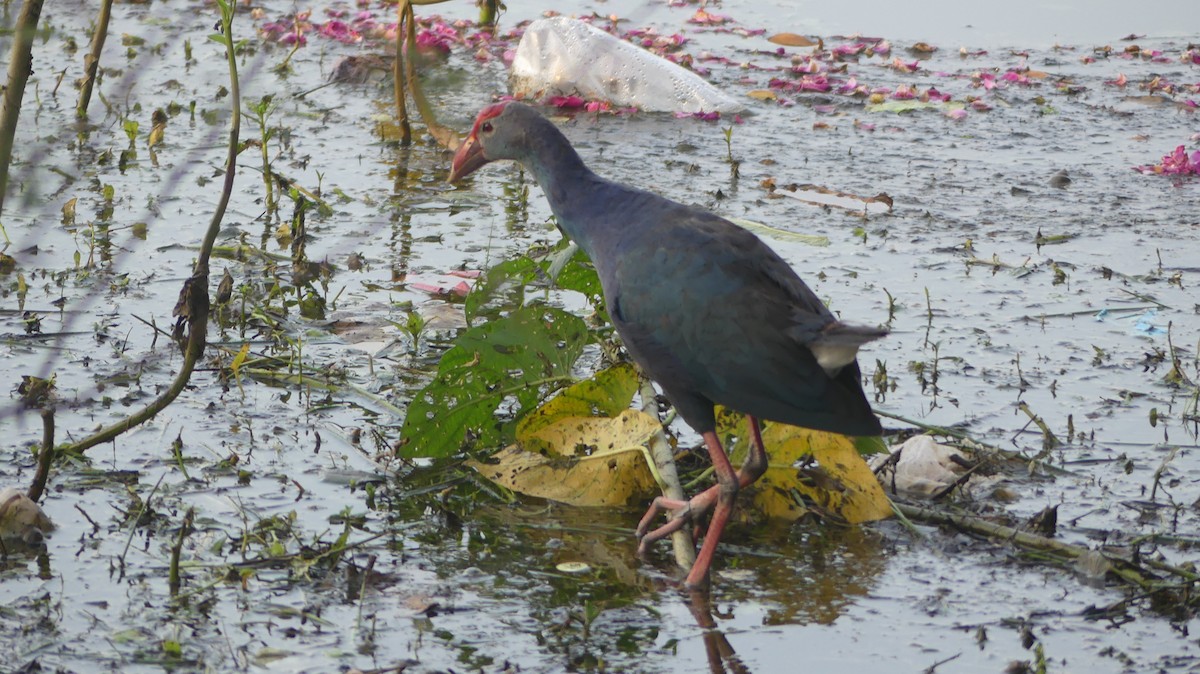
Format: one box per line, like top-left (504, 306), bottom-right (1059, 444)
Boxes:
top-left (636, 417), bottom-right (770, 585)
top-left (685, 431), bottom-right (738, 586)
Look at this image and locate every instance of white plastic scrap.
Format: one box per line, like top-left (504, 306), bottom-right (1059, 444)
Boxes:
top-left (870, 435), bottom-right (1000, 499)
top-left (0, 487), bottom-right (54, 544)
top-left (510, 17), bottom-right (746, 114)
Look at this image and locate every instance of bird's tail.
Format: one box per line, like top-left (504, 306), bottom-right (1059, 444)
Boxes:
top-left (808, 322), bottom-right (888, 376)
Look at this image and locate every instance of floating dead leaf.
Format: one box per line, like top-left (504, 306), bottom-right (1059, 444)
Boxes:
top-left (61, 198), bottom-right (77, 226)
top-left (1024, 69), bottom-right (1049, 79)
top-left (774, 183), bottom-right (893, 216)
top-left (418, 300), bottom-right (469, 331)
top-left (767, 33), bottom-right (818, 48)
top-left (1119, 95), bottom-right (1173, 108)
top-left (910, 42), bottom-right (938, 54)
top-left (470, 409), bottom-right (660, 507)
top-left (403, 595), bottom-right (440, 615)
top-left (150, 108), bottom-right (168, 142)
top-left (747, 89), bottom-right (778, 101)
top-left (721, 414), bottom-right (891, 523)
top-left (866, 99), bottom-right (952, 114)
top-left (728, 218), bottom-right (829, 246)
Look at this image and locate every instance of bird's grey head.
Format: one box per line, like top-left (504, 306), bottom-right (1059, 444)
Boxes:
top-left (447, 101), bottom-right (542, 182)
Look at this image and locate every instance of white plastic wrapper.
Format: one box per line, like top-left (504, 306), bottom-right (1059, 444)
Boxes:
top-left (510, 17), bottom-right (745, 114)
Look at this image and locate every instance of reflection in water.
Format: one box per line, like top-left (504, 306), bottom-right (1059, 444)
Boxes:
top-left (685, 587), bottom-right (751, 674)
top-left (677, 521), bottom-right (889, 672)
top-left (728, 522), bottom-right (887, 626)
top-left (387, 489), bottom-right (891, 671)
top-left (502, 169), bottom-right (530, 233)
top-left (389, 145), bottom-right (415, 284)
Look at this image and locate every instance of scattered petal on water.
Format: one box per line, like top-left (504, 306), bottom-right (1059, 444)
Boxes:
top-left (1133, 144), bottom-right (1200, 176)
top-left (688, 9), bottom-right (731, 25)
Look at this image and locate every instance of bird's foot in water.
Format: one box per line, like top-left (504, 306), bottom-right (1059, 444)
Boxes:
top-left (634, 485), bottom-right (722, 554)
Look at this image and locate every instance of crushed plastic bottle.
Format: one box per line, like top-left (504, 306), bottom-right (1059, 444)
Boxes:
top-left (510, 16), bottom-right (745, 114)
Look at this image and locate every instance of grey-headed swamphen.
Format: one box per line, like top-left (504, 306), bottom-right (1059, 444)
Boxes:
top-left (448, 101), bottom-right (886, 588)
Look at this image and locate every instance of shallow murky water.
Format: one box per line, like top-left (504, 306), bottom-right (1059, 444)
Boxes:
top-left (1, 0), bottom-right (1199, 672)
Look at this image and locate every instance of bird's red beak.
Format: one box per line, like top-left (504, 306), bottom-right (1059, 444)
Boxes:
top-left (447, 132), bottom-right (488, 183)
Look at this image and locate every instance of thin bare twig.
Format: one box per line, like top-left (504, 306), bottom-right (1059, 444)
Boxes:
top-left (57, 0), bottom-right (242, 454)
top-left (0, 0), bottom-right (46, 225)
top-left (27, 409), bottom-right (54, 502)
top-left (76, 0), bottom-right (114, 117)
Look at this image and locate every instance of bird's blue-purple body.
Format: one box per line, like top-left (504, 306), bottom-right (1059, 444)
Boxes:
top-left (449, 101), bottom-right (885, 587)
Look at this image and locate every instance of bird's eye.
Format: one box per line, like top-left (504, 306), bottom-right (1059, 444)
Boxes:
top-left (481, 122), bottom-right (493, 133)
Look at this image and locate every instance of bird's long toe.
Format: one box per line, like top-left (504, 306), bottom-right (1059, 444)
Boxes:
top-left (634, 487), bottom-right (723, 553)
top-left (634, 495), bottom-right (690, 542)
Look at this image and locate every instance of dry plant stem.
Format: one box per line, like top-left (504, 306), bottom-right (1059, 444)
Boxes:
top-left (929, 460), bottom-right (985, 501)
top-left (640, 377), bottom-right (697, 571)
top-left (400, 0), bottom-right (459, 149)
top-left (896, 502), bottom-right (1196, 589)
top-left (478, 0), bottom-right (501, 27)
top-left (169, 508), bottom-right (195, 596)
top-left (393, 1), bottom-right (412, 143)
top-left (27, 409), bottom-right (55, 502)
top-left (76, 0), bottom-right (114, 117)
top-left (389, 0), bottom-right (458, 147)
top-left (1018, 401), bottom-right (1060, 449)
top-left (59, 2), bottom-right (241, 454)
top-left (0, 0), bottom-right (45, 221)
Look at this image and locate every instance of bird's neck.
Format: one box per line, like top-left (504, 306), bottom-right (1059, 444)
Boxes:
top-left (521, 119), bottom-right (621, 258)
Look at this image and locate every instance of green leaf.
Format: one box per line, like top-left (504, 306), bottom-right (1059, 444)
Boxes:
top-left (399, 305), bottom-right (591, 458)
top-left (852, 434), bottom-right (889, 456)
top-left (463, 255), bottom-right (539, 325)
top-left (548, 246), bottom-right (604, 307)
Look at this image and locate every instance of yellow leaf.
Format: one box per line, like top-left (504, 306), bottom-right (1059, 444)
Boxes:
top-left (516, 364), bottom-right (639, 440)
top-left (230, 342), bottom-right (251, 378)
top-left (470, 409), bottom-right (660, 507)
top-left (747, 89), bottom-right (778, 101)
top-left (768, 32), bottom-right (818, 47)
top-left (719, 410), bottom-right (891, 523)
top-left (148, 123), bottom-right (165, 148)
